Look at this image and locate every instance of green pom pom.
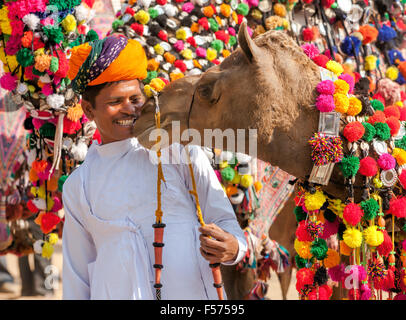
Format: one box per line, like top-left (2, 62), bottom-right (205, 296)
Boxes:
top-left (310, 238), bottom-right (328, 260)
top-left (210, 40), bottom-right (224, 53)
top-left (63, 77), bottom-right (71, 86)
top-left (112, 19), bottom-right (125, 31)
top-left (48, 0), bottom-right (81, 10)
top-left (340, 155), bottom-right (360, 178)
top-left (148, 8), bottom-right (159, 19)
top-left (49, 57), bottom-right (59, 73)
top-left (331, 2), bottom-right (338, 8)
top-left (39, 123), bottom-right (56, 139)
top-left (403, 223), bottom-right (406, 232)
top-left (295, 255), bottom-right (307, 269)
top-left (371, 99), bottom-right (384, 111)
top-left (229, 156), bottom-right (238, 168)
top-left (229, 36), bottom-right (237, 47)
top-left (86, 29), bottom-right (99, 42)
top-left (237, 3), bottom-right (249, 16)
top-left (294, 206), bottom-right (307, 222)
top-left (360, 198), bottom-right (379, 220)
top-left (17, 48), bottom-right (34, 67)
top-left (43, 26), bottom-right (64, 44)
top-left (395, 136), bottom-right (406, 150)
top-left (58, 175), bottom-right (69, 192)
top-left (362, 122), bottom-right (376, 142)
top-left (323, 209), bottom-right (336, 223)
top-left (143, 71), bottom-right (158, 84)
top-left (221, 166), bottom-right (235, 181)
top-left (208, 18), bottom-right (219, 32)
top-left (374, 122), bottom-right (391, 141)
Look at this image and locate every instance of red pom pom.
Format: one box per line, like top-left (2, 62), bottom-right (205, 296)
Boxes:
top-left (125, 7), bottom-right (135, 15)
top-left (174, 60), bottom-right (187, 73)
top-left (296, 268), bottom-right (315, 291)
top-left (399, 170), bottom-right (406, 188)
top-left (186, 36), bottom-right (197, 47)
top-left (372, 93), bottom-right (386, 105)
top-left (367, 110), bottom-right (386, 125)
top-left (39, 212), bottom-right (61, 234)
top-left (322, 0), bottom-right (335, 8)
top-left (131, 23), bottom-right (144, 36)
top-left (312, 54), bottom-right (329, 68)
top-left (295, 221), bottom-right (313, 242)
top-left (93, 128), bottom-right (101, 144)
top-left (212, 59), bottom-right (220, 65)
top-left (384, 105), bottom-right (400, 119)
top-left (386, 116), bottom-right (401, 136)
top-left (302, 28), bottom-right (314, 42)
top-left (353, 72), bottom-right (361, 83)
top-left (343, 121), bottom-right (365, 142)
top-left (388, 197), bottom-right (406, 218)
top-left (63, 117), bottom-right (82, 135)
top-left (377, 229), bottom-right (393, 256)
top-left (156, 0), bottom-right (167, 5)
top-left (401, 91), bottom-right (406, 102)
top-left (53, 50), bottom-right (68, 79)
top-left (343, 203), bottom-right (364, 226)
top-left (308, 284), bottom-right (332, 300)
top-left (358, 156), bottom-right (378, 177)
top-left (198, 17), bottom-right (210, 30)
top-left (215, 30), bottom-right (229, 44)
top-left (158, 77), bottom-right (169, 85)
top-left (158, 30), bottom-right (168, 42)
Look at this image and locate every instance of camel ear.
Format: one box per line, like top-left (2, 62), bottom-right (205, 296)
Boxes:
top-left (238, 21), bottom-right (261, 63)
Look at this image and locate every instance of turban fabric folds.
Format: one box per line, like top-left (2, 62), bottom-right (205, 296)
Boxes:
top-left (68, 34), bottom-right (147, 94)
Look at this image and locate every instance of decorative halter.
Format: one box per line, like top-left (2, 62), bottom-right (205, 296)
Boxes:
top-left (151, 89), bottom-right (224, 300)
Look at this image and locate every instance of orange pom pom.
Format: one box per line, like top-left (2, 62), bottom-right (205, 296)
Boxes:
top-left (358, 25), bottom-right (379, 44)
top-left (340, 240), bottom-right (353, 256)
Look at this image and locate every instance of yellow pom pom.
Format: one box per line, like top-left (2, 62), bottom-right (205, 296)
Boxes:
top-left (153, 44), bottom-right (164, 55)
top-left (220, 4), bottom-right (231, 17)
top-left (67, 104), bottom-right (83, 122)
top-left (347, 96), bottom-right (362, 116)
top-left (219, 161), bottom-right (228, 169)
top-left (150, 78), bottom-right (166, 92)
top-left (240, 175), bottom-right (254, 188)
top-left (343, 227), bottom-right (363, 248)
top-left (386, 66), bottom-right (399, 81)
top-left (144, 85), bottom-right (153, 98)
top-left (334, 79), bottom-right (350, 95)
top-left (392, 148), bottom-right (406, 166)
top-left (326, 60), bottom-right (344, 75)
top-left (304, 190), bottom-right (326, 211)
top-left (334, 93), bottom-right (350, 113)
top-left (135, 10), bottom-right (150, 25)
top-left (48, 233), bottom-right (59, 245)
top-left (363, 225), bottom-right (384, 247)
top-left (294, 239), bottom-right (312, 259)
top-left (323, 249), bottom-right (340, 268)
top-left (395, 101), bottom-right (404, 108)
top-left (176, 28), bottom-right (187, 40)
top-left (282, 19), bottom-right (290, 30)
top-left (169, 72), bottom-right (184, 82)
top-left (231, 171), bottom-right (241, 184)
top-left (328, 199), bottom-right (344, 218)
top-left (364, 55), bottom-right (377, 71)
top-left (41, 241), bottom-right (54, 259)
top-left (181, 49), bottom-right (193, 60)
top-left (206, 48), bottom-right (217, 61)
top-left (0, 6), bottom-right (12, 35)
top-left (61, 14), bottom-right (77, 33)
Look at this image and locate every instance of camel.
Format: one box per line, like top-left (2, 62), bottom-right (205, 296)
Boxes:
top-left (133, 22), bottom-right (353, 299)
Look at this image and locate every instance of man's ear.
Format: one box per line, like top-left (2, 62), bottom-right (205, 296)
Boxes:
top-left (81, 99), bottom-right (95, 121)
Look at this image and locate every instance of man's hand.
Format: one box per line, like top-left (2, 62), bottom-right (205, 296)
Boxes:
top-left (199, 223), bottom-right (239, 264)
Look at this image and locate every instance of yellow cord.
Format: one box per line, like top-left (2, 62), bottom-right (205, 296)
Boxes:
top-left (155, 111), bottom-right (165, 224)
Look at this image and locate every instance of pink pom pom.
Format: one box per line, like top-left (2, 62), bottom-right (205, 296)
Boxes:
top-left (317, 80), bottom-right (335, 95)
top-left (42, 83), bottom-right (53, 96)
top-left (399, 106), bottom-right (406, 121)
top-left (328, 263), bottom-right (345, 282)
top-left (394, 294), bottom-right (406, 300)
top-left (343, 121), bottom-right (365, 142)
top-left (196, 47), bottom-right (207, 58)
top-left (295, 221), bottom-right (313, 241)
top-left (214, 170), bottom-right (222, 182)
top-left (316, 94), bottom-right (335, 112)
top-left (0, 72), bottom-right (18, 91)
top-left (32, 118), bottom-right (45, 130)
top-left (247, 26), bottom-right (253, 37)
top-left (377, 153), bottom-right (396, 170)
top-left (343, 203), bottom-right (364, 226)
top-left (228, 27), bottom-right (236, 36)
top-left (339, 73), bottom-right (355, 94)
top-left (51, 196), bottom-right (62, 212)
top-left (301, 43), bottom-right (320, 59)
top-left (388, 197), bottom-right (406, 218)
top-left (377, 78), bottom-right (401, 106)
top-left (320, 218), bottom-right (339, 239)
top-left (402, 239), bottom-right (406, 251)
top-left (358, 156), bottom-right (378, 177)
top-left (173, 40), bottom-right (184, 52)
top-left (37, 162), bottom-right (52, 181)
top-left (182, 2), bottom-right (194, 12)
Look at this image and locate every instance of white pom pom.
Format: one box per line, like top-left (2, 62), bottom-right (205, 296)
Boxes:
top-left (39, 74), bottom-right (52, 84)
top-left (236, 152), bottom-right (252, 164)
top-left (46, 94), bottom-right (65, 110)
top-left (32, 198), bottom-right (46, 211)
top-left (229, 189), bottom-right (245, 204)
top-left (71, 140), bottom-right (88, 162)
top-left (62, 137), bottom-right (73, 151)
top-left (164, 4), bottom-right (178, 17)
top-left (22, 14), bottom-right (40, 30)
top-left (33, 240), bottom-right (44, 254)
top-left (75, 5), bottom-right (89, 22)
top-left (220, 151), bottom-right (234, 162)
top-left (139, 0), bottom-right (152, 8)
top-left (195, 0), bottom-right (209, 6)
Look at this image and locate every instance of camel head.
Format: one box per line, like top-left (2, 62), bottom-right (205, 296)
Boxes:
top-left (134, 22), bottom-right (322, 179)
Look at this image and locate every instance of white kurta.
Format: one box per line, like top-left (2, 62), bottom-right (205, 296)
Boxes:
top-left (62, 137), bottom-right (247, 300)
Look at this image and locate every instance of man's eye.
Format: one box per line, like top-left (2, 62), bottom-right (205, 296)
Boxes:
top-left (108, 100), bottom-right (121, 105)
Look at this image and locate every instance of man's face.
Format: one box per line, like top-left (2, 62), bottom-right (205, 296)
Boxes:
top-left (82, 79), bottom-right (146, 145)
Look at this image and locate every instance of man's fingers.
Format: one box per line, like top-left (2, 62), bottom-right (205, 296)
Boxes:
top-left (199, 234), bottom-right (226, 252)
top-left (199, 224), bottom-right (227, 241)
top-left (200, 248), bottom-right (220, 264)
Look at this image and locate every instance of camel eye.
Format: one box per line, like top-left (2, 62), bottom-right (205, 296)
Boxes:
top-left (197, 84), bottom-right (213, 100)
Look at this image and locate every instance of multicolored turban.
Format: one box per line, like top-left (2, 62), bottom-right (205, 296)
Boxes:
top-left (68, 34), bottom-right (147, 94)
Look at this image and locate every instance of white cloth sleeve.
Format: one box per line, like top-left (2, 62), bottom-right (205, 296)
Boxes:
top-left (181, 145), bottom-right (247, 266)
top-left (62, 171), bottom-right (97, 300)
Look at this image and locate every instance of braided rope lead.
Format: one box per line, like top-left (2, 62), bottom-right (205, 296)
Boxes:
top-left (185, 147), bottom-right (224, 300)
top-left (152, 89), bottom-right (165, 300)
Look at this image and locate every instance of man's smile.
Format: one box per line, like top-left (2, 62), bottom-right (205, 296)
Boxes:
top-left (114, 117), bottom-right (138, 127)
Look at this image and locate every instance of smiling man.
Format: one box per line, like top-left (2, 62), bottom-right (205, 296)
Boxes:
top-left (61, 34), bottom-right (247, 300)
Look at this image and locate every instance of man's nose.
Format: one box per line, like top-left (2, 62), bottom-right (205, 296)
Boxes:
top-left (121, 98), bottom-right (143, 115)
